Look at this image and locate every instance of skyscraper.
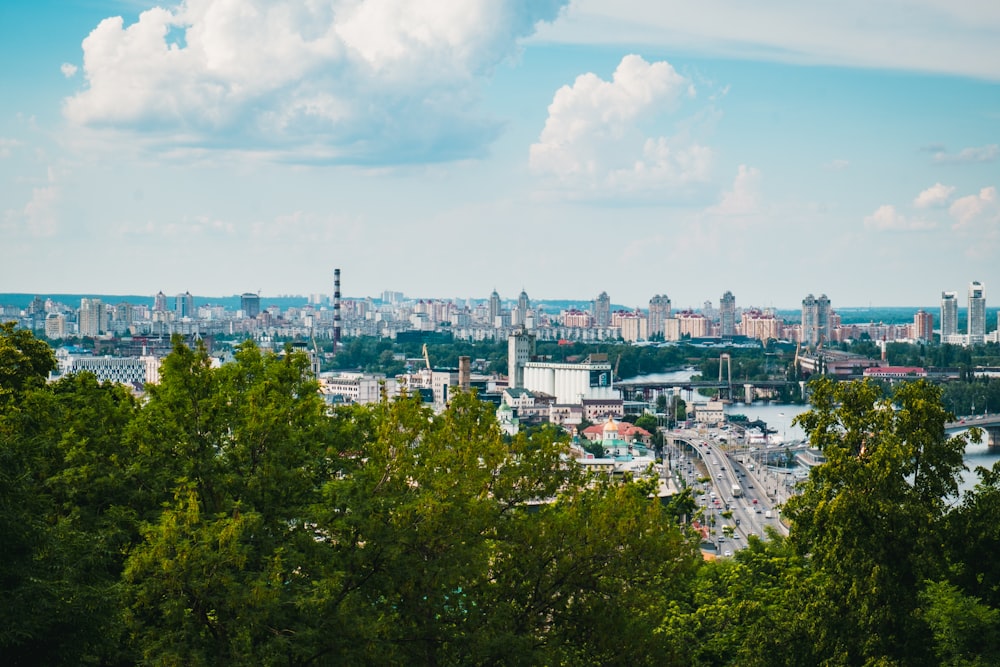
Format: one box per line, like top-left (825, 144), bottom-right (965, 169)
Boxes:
top-left (489, 290), bottom-right (501, 325)
top-left (913, 309), bottom-right (934, 343)
top-left (817, 294), bottom-right (831, 344)
top-left (241, 292), bottom-right (261, 319)
top-left (175, 291), bottom-right (195, 319)
top-left (941, 291), bottom-right (958, 338)
top-left (801, 294), bottom-right (832, 347)
top-left (720, 291), bottom-right (736, 337)
top-left (648, 294), bottom-right (672, 338)
top-left (593, 291), bottom-right (611, 327)
top-left (79, 298), bottom-right (106, 337)
top-left (801, 295), bottom-right (817, 346)
top-left (968, 281), bottom-right (986, 344)
top-left (514, 289), bottom-right (530, 327)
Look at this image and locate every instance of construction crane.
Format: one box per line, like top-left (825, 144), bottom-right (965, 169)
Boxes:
top-left (614, 354), bottom-right (621, 380)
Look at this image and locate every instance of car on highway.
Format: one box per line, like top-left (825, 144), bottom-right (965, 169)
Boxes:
top-left (724, 550), bottom-right (732, 557)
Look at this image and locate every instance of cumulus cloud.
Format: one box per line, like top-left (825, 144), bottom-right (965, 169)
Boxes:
top-left (913, 182), bottom-right (955, 208)
top-left (709, 165), bottom-right (761, 216)
top-left (932, 144), bottom-right (999, 164)
top-left (863, 204), bottom-right (935, 232)
top-left (529, 54), bottom-right (710, 195)
top-left (60, 63), bottom-right (78, 78)
top-left (63, 0), bottom-right (567, 163)
top-left (950, 187), bottom-right (999, 230)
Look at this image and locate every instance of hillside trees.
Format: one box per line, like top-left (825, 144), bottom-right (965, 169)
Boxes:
top-left (785, 377), bottom-right (977, 665)
top-left (0, 323), bottom-right (138, 664)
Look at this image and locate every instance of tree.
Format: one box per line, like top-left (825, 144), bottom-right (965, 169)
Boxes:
top-left (784, 377), bottom-right (975, 665)
top-left (0, 321), bottom-right (56, 408)
top-left (0, 360), bottom-right (138, 663)
top-left (123, 338), bottom-right (339, 665)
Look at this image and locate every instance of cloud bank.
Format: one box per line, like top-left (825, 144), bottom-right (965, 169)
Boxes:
top-left (63, 0), bottom-right (567, 164)
top-left (536, 0), bottom-right (1000, 81)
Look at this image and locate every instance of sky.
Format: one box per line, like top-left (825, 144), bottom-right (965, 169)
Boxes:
top-left (1, 0), bottom-right (998, 310)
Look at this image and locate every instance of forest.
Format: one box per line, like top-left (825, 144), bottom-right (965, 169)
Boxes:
top-left (4, 321), bottom-right (1000, 666)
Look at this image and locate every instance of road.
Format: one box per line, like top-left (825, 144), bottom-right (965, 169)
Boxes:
top-left (665, 427), bottom-right (789, 556)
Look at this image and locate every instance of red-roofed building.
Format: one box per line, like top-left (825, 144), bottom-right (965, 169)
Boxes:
top-left (581, 417), bottom-right (652, 445)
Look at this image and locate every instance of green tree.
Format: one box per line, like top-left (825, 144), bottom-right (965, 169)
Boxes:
top-left (785, 377), bottom-right (974, 665)
top-left (124, 339), bottom-right (339, 665)
top-left (0, 320), bottom-right (56, 407)
top-left (0, 348), bottom-right (138, 663)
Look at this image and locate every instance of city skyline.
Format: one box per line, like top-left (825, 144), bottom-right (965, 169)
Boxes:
top-left (2, 1), bottom-right (998, 306)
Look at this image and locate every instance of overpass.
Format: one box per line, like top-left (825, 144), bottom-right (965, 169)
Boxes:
top-left (945, 414), bottom-right (1000, 447)
top-left (617, 378), bottom-right (800, 403)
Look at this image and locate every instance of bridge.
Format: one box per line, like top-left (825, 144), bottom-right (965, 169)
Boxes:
top-left (617, 378), bottom-right (800, 403)
top-left (945, 414), bottom-right (1000, 447)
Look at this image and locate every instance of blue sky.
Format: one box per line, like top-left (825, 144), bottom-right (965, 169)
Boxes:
top-left (1, 0), bottom-right (998, 310)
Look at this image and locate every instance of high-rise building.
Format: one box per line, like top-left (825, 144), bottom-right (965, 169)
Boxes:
top-left (175, 291), bottom-right (195, 319)
top-left (968, 281), bottom-right (986, 344)
top-left (648, 295), bottom-right (671, 338)
top-left (801, 294), bottom-right (832, 347)
top-left (513, 289), bottom-right (530, 327)
top-left (720, 291), bottom-right (736, 337)
top-left (913, 309), bottom-right (934, 342)
top-left (45, 312), bottom-right (66, 339)
top-left (153, 291), bottom-right (168, 313)
top-left (593, 292), bottom-right (611, 327)
top-left (507, 328), bottom-right (536, 389)
top-left (817, 294), bottom-right (831, 344)
top-left (79, 298), bottom-right (106, 337)
top-left (489, 290), bottom-right (502, 325)
top-left (941, 291), bottom-right (958, 338)
top-left (241, 292), bottom-right (261, 319)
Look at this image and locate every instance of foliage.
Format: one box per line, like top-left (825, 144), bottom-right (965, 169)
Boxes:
top-left (11, 325), bottom-right (1000, 665)
top-left (785, 377), bottom-right (976, 665)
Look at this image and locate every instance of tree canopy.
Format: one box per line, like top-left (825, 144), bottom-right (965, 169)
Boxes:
top-left (5, 330), bottom-right (1000, 665)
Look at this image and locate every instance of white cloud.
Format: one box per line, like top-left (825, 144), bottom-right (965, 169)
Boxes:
top-left (933, 144), bottom-right (999, 164)
top-left (0, 138), bottom-right (20, 158)
top-left (913, 182), bottom-right (956, 208)
top-left (863, 204), bottom-right (935, 232)
top-left (63, 0), bottom-right (567, 164)
top-left (5, 168), bottom-right (60, 237)
top-left (950, 186), bottom-right (999, 230)
top-left (822, 159), bottom-right (849, 170)
top-left (535, 1), bottom-right (1000, 80)
top-left (709, 164), bottom-right (761, 216)
top-left (60, 63), bottom-right (78, 78)
top-left (529, 54), bottom-right (711, 195)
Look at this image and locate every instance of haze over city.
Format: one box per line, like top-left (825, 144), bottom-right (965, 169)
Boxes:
top-left (1, 1), bottom-right (998, 307)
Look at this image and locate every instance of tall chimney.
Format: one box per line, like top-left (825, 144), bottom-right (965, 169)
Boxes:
top-left (334, 268), bottom-right (341, 354)
top-left (459, 356), bottom-right (471, 391)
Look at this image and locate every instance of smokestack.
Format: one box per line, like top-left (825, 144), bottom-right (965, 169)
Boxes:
top-left (459, 356), bottom-right (471, 391)
top-left (334, 268), bottom-right (341, 354)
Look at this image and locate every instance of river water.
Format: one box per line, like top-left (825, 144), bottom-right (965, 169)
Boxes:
top-left (626, 369), bottom-right (1000, 494)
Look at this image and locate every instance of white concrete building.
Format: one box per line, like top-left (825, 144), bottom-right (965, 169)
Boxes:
top-left (522, 358), bottom-right (619, 404)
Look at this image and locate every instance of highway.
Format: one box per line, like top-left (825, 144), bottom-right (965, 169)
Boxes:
top-left (666, 427), bottom-right (789, 556)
